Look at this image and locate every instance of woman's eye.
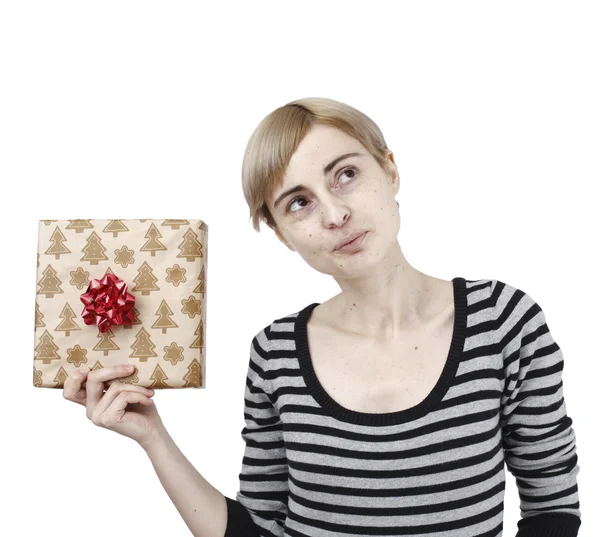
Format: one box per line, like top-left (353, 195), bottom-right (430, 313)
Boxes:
top-left (286, 166), bottom-right (358, 213)
top-left (287, 196), bottom-right (309, 213)
top-left (339, 165), bottom-right (357, 183)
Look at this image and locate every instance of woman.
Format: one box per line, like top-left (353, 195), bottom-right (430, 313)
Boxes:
top-left (63, 97), bottom-right (581, 537)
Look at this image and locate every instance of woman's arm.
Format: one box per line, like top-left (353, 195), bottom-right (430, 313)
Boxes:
top-left (143, 426), bottom-right (228, 537)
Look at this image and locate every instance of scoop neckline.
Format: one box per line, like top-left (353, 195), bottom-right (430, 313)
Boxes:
top-left (294, 276), bottom-right (468, 426)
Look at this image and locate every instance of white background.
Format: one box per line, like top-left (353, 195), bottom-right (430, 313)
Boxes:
top-left (1, 1), bottom-right (598, 535)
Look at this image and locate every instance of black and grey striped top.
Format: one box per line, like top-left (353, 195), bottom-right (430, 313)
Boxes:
top-left (224, 277), bottom-right (581, 537)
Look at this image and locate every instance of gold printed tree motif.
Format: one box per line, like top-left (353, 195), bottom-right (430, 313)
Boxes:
top-left (65, 220), bottom-right (94, 233)
top-left (129, 327), bottom-right (158, 362)
top-left (66, 344), bottom-right (88, 367)
top-left (149, 364), bottom-right (171, 389)
top-left (152, 300), bottom-right (179, 333)
top-left (162, 219), bottom-right (189, 230)
top-left (114, 245), bottom-right (135, 268)
top-left (193, 264), bottom-right (206, 295)
top-left (123, 306), bottom-right (142, 329)
top-left (35, 302), bottom-right (46, 328)
top-left (140, 223), bottom-right (167, 257)
top-left (132, 261), bottom-right (160, 295)
top-left (91, 360), bottom-right (104, 371)
top-left (165, 264), bottom-right (186, 287)
top-left (55, 302), bottom-right (81, 336)
top-left (42, 220), bottom-right (57, 226)
top-left (93, 328), bottom-right (120, 356)
top-left (69, 267), bottom-right (90, 290)
top-left (190, 319), bottom-right (204, 352)
top-left (45, 226), bottom-right (71, 259)
top-left (183, 358), bottom-right (203, 387)
top-left (163, 342), bottom-right (184, 366)
top-left (81, 231), bottom-right (108, 265)
top-left (37, 265), bottom-right (63, 298)
top-left (103, 220), bottom-right (129, 237)
top-left (181, 295), bottom-right (201, 319)
top-left (35, 330), bottom-right (60, 364)
top-left (54, 366), bottom-right (69, 389)
top-left (176, 228), bottom-right (203, 262)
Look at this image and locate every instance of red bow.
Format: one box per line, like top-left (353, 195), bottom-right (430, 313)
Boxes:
top-left (80, 273), bottom-right (135, 333)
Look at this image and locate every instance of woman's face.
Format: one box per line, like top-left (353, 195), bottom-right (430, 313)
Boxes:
top-left (267, 124), bottom-right (400, 278)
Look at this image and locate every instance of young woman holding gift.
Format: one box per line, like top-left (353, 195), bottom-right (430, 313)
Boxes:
top-left (64, 97), bottom-right (582, 537)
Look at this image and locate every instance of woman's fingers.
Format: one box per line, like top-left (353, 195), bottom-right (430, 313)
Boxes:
top-left (91, 391), bottom-right (153, 429)
top-left (91, 381), bottom-right (155, 422)
top-left (63, 366), bottom-right (91, 406)
top-left (85, 364), bottom-right (136, 419)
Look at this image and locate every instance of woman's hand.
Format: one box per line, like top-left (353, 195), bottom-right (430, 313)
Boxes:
top-left (63, 364), bottom-right (166, 449)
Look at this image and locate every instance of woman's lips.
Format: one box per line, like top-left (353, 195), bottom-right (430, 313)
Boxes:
top-left (335, 231), bottom-right (367, 253)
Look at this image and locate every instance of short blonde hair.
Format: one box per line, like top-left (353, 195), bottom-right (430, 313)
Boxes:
top-left (242, 97), bottom-right (392, 233)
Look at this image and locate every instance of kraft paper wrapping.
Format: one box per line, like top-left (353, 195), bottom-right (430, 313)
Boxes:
top-left (33, 219), bottom-right (207, 389)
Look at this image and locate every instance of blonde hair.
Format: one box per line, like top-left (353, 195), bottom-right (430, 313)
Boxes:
top-left (242, 97), bottom-right (392, 233)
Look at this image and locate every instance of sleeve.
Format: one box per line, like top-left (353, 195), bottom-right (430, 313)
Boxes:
top-left (224, 334), bottom-right (289, 537)
top-left (499, 288), bottom-right (582, 537)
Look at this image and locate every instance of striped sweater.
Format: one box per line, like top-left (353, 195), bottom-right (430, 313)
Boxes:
top-left (224, 277), bottom-right (581, 537)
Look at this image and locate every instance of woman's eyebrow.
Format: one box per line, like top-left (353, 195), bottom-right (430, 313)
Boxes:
top-left (323, 151), bottom-right (362, 175)
top-left (273, 152), bottom-right (363, 209)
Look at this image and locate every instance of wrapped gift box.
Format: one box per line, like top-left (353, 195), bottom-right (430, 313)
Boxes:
top-left (33, 219), bottom-right (208, 389)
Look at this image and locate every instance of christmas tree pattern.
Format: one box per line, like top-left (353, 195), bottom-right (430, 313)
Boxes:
top-left (33, 219), bottom-right (207, 389)
top-left (123, 306), bottom-right (143, 330)
top-left (176, 228), bottom-right (203, 262)
top-left (66, 344), bottom-right (88, 367)
top-left (55, 302), bottom-right (81, 336)
top-left (45, 226), bottom-right (71, 259)
top-left (140, 223), bottom-right (167, 257)
top-left (91, 360), bottom-right (104, 371)
top-left (152, 300), bottom-right (179, 334)
top-left (129, 327), bottom-right (158, 362)
top-left (41, 220), bottom-right (57, 226)
top-left (54, 366), bottom-right (69, 389)
top-left (190, 319), bottom-right (204, 352)
top-left (183, 358), bottom-right (203, 388)
top-left (162, 219), bottom-right (189, 230)
top-left (81, 231), bottom-right (108, 265)
top-left (35, 302), bottom-right (46, 328)
top-left (149, 364), bottom-right (171, 389)
top-left (103, 219), bottom-right (129, 237)
top-left (37, 265), bottom-right (64, 298)
top-left (35, 330), bottom-right (60, 364)
top-left (93, 328), bottom-right (120, 356)
top-left (193, 264), bottom-right (206, 295)
top-left (163, 342), bottom-right (184, 366)
top-left (65, 220), bottom-right (94, 233)
top-left (132, 261), bottom-right (160, 295)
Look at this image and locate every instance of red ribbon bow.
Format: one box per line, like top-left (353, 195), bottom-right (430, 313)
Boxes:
top-left (80, 273), bottom-right (135, 333)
